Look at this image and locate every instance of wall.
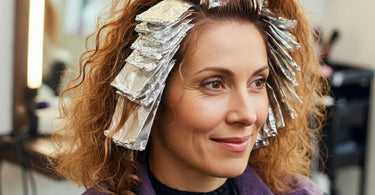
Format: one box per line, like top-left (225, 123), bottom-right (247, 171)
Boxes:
top-left (0, 0), bottom-right (14, 135)
top-left (321, 0), bottom-right (375, 70)
top-left (300, 0), bottom-right (326, 27)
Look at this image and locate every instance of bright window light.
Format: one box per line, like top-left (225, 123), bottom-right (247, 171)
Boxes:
top-left (27, 0), bottom-right (45, 89)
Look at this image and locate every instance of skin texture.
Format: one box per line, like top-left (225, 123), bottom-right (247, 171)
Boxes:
top-left (149, 21), bottom-right (269, 192)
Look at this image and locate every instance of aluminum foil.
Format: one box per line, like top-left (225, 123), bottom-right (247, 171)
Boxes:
top-left (268, 47), bottom-right (298, 87)
top-left (111, 59), bottom-right (175, 107)
top-left (253, 5), bottom-right (303, 148)
top-left (135, 19), bottom-right (193, 43)
top-left (258, 0), bottom-right (265, 12)
top-left (255, 105), bottom-right (277, 149)
top-left (200, 0), bottom-right (229, 8)
top-left (128, 24), bottom-right (192, 65)
top-left (105, 86), bottom-right (164, 150)
top-left (136, 0), bottom-right (193, 26)
top-left (107, 0), bottom-right (194, 150)
top-left (267, 83), bottom-right (285, 128)
top-left (254, 134), bottom-right (269, 149)
top-left (201, 0), bottom-right (265, 12)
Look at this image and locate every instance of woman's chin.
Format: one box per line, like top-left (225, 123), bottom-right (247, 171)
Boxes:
top-left (208, 162), bottom-right (248, 178)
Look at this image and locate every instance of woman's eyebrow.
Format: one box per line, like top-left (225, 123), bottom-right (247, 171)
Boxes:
top-left (252, 65), bottom-right (269, 76)
top-left (194, 67), bottom-right (234, 76)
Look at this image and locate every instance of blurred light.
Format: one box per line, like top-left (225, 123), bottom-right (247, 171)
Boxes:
top-left (27, 0), bottom-right (45, 89)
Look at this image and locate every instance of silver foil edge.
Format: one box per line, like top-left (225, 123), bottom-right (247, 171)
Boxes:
top-left (136, 0), bottom-right (193, 25)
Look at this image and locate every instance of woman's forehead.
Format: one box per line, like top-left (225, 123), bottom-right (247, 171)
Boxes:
top-left (181, 21), bottom-right (267, 74)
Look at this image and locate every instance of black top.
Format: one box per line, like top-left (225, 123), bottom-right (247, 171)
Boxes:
top-left (148, 168), bottom-right (238, 195)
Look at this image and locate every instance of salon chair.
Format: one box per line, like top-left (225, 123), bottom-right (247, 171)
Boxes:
top-left (321, 64), bottom-right (373, 195)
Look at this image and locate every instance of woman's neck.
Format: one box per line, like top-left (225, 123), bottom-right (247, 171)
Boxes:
top-left (148, 149), bottom-right (226, 193)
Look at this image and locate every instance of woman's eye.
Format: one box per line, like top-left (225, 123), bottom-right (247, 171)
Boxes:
top-left (202, 80), bottom-right (223, 90)
top-left (250, 78), bottom-right (267, 89)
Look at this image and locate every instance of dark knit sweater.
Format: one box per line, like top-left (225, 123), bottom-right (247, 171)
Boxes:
top-left (83, 164), bottom-right (323, 195)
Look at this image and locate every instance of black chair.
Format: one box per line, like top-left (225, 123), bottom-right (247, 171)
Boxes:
top-left (322, 65), bottom-right (373, 195)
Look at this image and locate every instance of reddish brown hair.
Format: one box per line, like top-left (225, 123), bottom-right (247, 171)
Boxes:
top-left (52, 0), bottom-right (326, 194)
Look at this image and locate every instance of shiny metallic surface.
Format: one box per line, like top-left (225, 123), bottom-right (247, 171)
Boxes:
top-left (107, 0), bottom-right (194, 150)
top-left (136, 0), bottom-right (193, 25)
top-left (267, 84), bottom-right (285, 128)
top-left (254, 6), bottom-right (302, 147)
top-left (105, 87), bottom-right (164, 151)
top-left (200, 0), bottom-right (228, 8)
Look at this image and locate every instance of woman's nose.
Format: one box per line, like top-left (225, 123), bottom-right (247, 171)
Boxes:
top-left (225, 89), bottom-right (257, 126)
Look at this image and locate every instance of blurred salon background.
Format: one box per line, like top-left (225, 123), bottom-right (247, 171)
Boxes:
top-left (0, 0), bottom-right (374, 194)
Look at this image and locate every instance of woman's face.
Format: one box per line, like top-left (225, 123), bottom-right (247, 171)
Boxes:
top-left (150, 21), bottom-right (269, 183)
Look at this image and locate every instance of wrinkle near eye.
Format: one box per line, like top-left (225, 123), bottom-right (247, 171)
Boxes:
top-left (184, 80), bottom-right (201, 90)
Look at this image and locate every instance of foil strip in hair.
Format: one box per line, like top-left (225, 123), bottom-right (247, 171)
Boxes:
top-left (106, 0), bottom-right (194, 150)
top-left (254, 134), bottom-right (269, 149)
top-left (129, 24), bottom-right (192, 63)
top-left (268, 47), bottom-right (298, 87)
top-left (267, 25), bottom-right (295, 52)
top-left (255, 105), bottom-right (277, 149)
top-left (201, 0), bottom-right (265, 12)
top-left (200, 0), bottom-right (229, 8)
top-left (265, 105), bottom-right (277, 136)
top-left (126, 39), bottom-right (180, 71)
top-left (252, 0), bottom-right (258, 13)
top-left (268, 58), bottom-right (298, 121)
top-left (267, 32), bottom-right (301, 71)
top-left (112, 59), bottom-right (175, 107)
top-left (285, 83), bottom-right (303, 104)
top-left (266, 38), bottom-right (301, 72)
top-left (268, 22), bottom-right (301, 50)
top-left (261, 9), bottom-right (297, 29)
top-left (267, 83), bottom-right (285, 128)
top-left (135, 0), bottom-right (193, 25)
top-left (105, 86), bottom-right (164, 150)
top-left (258, 0), bottom-right (265, 12)
top-left (258, 4), bottom-right (303, 146)
top-left (135, 19), bottom-right (193, 44)
top-left (279, 88), bottom-right (297, 119)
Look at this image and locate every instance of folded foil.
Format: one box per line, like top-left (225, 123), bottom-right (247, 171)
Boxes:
top-left (267, 83), bottom-right (285, 128)
top-left (200, 0), bottom-right (229, 8)
top-left (105, 86), bottom-right (164, 150)
top-left (136, 0), bottom-right (192, 25)
top-left (107, 0), bottom-right (194, 150)
top-left (254, 5), bottom-right (302, 148)
top-left (255, 105), bottom-right (277, 149)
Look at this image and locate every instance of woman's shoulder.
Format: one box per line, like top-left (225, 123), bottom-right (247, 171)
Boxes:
top-left (288, 175), bottom-right (324, 195)
top-left (232, 166), bottom-right (324, 195)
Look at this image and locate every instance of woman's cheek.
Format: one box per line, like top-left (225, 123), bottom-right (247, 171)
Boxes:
top-left (175, 95), bottom-right (227, 131)
top-left (255, 94), bottom-right (269, 125)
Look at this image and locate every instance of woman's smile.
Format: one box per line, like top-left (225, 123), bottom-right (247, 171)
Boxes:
top-left (210, 135), bottom-right (251, 152)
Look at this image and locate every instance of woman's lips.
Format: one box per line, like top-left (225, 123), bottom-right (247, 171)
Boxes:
top-left (211, 136), bottom-right (250, 152)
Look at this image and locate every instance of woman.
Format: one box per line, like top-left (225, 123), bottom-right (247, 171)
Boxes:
top-left (53, 0), bottom-right (326, 194)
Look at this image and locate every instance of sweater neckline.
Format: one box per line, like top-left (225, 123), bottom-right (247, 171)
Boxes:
top-left (147, 166), bottom-right (237, 195)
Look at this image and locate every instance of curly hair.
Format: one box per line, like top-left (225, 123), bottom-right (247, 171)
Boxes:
top-left (52, 0), bottom-right (326, 194)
